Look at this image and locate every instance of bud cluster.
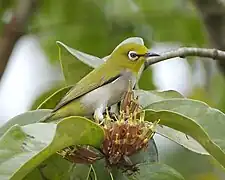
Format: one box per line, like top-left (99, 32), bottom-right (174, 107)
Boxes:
top-left (102, 87), bottom-right (158, 165)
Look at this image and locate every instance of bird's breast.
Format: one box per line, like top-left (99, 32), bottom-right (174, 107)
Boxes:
top-left (80, 71), bottom-right (136, 114)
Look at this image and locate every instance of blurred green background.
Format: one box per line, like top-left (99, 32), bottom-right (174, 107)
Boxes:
top-left (1, 0), bottom-right (225, 179)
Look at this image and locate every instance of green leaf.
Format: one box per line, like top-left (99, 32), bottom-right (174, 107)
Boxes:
top-left (156, 125), bottom-right (208, 155)
top-left (138, 68), bottom-right (156, 90)
top-left (108, 162), bottom-right (185, 180)
top-left (25, 154), bottom-right (91, 180)
top-left (31, 84), bottom-right (64, 110)
top-left (129, 138), bottom-right (159, 164)
top-left (94, 162), bottom-right (185, 180)
top-left (135, 90), bottom-right (209, 154)
top-left (134, 89), bottom-right (184, 108)
top-left (37, 86), bottom-right (72, 109)
top-left (58, 43), bottom-right (93, 85)
top-left (144, 100), bottom-right (225, 169)
top-left (0, 110), bottom-right (51, 137)
top-left (57, 41), bottom-right (104, 69)
top-left (70, 164), bottom-right (92, 180)
top-left (147, 99), bottom-right (225, 151)
top-left (92, 159), bottom-right (111, 180)
top-left (25, 154), bottom-right (72, 180)
top-left (0, 116), bottom-right (104, 180)
top-left (126, 162), bottom-right (185, 180)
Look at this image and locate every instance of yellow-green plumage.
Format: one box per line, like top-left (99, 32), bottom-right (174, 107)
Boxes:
top-left (41, 43), bottom-right (159, 122)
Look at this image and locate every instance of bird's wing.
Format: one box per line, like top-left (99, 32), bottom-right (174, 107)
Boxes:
top-left (53, 67), bottom-right (121, 112)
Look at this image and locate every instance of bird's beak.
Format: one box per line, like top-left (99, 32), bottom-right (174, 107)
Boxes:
top-left (144, 52), bottom-right (160, 58)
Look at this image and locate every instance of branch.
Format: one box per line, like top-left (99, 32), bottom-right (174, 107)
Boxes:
top-left (0, 0), bottom-right (37, 81)
top-left (145, 47), bottom-right (225, 69)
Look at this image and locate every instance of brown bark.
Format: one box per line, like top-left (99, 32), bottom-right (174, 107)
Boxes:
top-left (192, 0), bottom-right (225, 73)
top-left (0, 0), bottom-right (37, 80)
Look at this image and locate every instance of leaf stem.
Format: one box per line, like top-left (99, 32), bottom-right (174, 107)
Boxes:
top-left (109, 172), bottom-right (114, 180)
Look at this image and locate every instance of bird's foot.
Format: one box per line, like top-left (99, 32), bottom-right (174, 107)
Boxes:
top-left (94, 113), bottom-right (103, 124)
top-left (94, 108), bottom-right (104, 124)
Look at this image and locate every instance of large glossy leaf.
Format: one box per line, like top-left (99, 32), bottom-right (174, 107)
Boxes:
top-left (37, 86), bottom-right (72, 109)
top-left (144, 104), bottom-right (225, 169)
top-left (135, 90), bottom-right (210, 155)
top-left (68, 164), bottom-right (92, 180)
top-left (92, 159), bottom-right (111, 180)
top-left (115, 163), bottom-right (185, 180)
top-left (134, 89), bottom-right (183, 108)
top-left (24, 155), bottom-right (91, 180)
top-left (127, 163), bottom-right (185, 180)
top-left (31, 84), bottom-right (64, 110)
top-left (57, 41), bottom-right (104, 69)
top-left (130, 138), bottom-right (159, 164)
top-left (58, 43), bottom-right (93, 85)
top-left (138, 68), bottom-right (156, 90)
top-left (156, 125), bottom-right (208, 155)
top-left (0, 110), bottom-right (51, 137)
top-left (24, 154), bottom-right (71, 180)
top-left (147, 99), bottom-right (225, 151)
top-left (0, 116), bottom-right (104, 180)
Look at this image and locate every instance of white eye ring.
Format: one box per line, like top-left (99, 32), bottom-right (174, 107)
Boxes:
top-left (128, 51), bottom-right (139, 61)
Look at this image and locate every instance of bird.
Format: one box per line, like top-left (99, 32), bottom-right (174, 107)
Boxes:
top-left (41, 42), bottom-right (159, 122)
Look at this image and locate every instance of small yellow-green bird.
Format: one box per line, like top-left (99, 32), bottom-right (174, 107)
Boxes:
top-left (42, 43), bottom-right (159, 122)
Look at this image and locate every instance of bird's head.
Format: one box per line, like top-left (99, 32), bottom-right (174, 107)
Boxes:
top-left (109, 43), bottom-right (159, 73)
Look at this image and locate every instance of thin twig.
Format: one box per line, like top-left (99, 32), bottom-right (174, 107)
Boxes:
top-left (144, 47), bottom-right (225, 69)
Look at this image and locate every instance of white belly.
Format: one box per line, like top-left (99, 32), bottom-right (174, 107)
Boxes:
top-left (80, 71), bottom-right (136, 115)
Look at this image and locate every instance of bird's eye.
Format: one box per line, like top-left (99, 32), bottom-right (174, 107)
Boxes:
top-left (128, 51), bottom-right (138, 61)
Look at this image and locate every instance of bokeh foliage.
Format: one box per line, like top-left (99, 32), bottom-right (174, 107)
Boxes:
top-left (31, 0), bottom-right (207, 61)
top-left (1, 0), bottom-right (225, 179)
